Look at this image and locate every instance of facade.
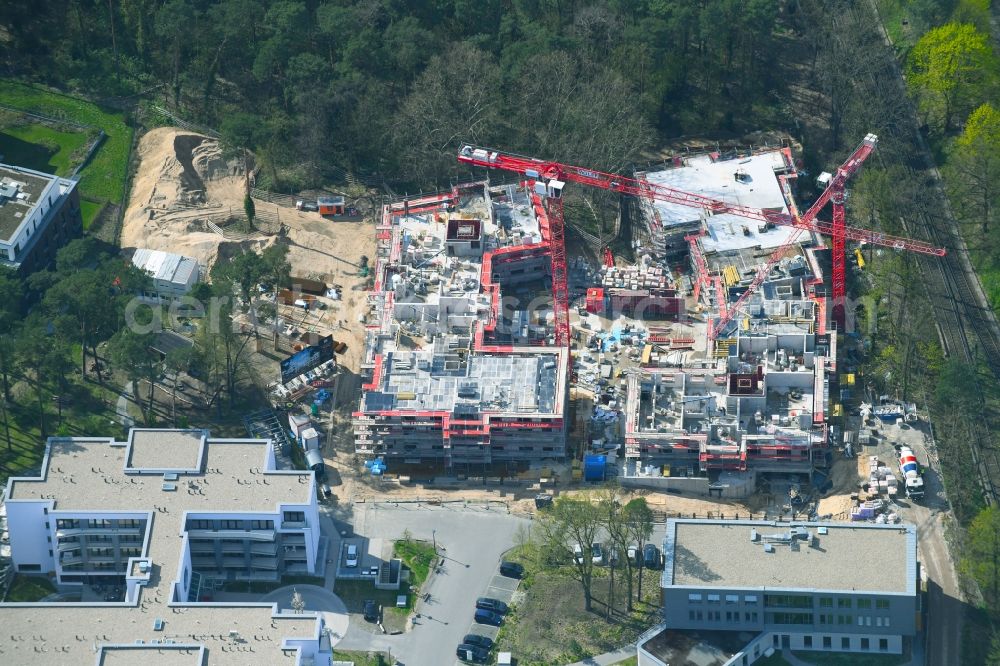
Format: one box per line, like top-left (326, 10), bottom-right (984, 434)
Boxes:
top-left (0, 428), bottom-right (331, 665)
top-left (643, 518), bottom-right (919, 665)
top-left (354, 182), bottom-right (569, 468)
top-left (131, 247), bottom-right (201, 302)
top-left (0, 163), bottom-right (82, 273)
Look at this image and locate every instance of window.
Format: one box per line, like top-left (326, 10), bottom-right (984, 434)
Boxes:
top-left (751, 612), bottom-right (758, 622)
top-left (861, 638), bottom-right (870, 650)
top-left (838, 598), bottom-right (852, 608)
top-left (695, 611), bottom-right (703, 621)
top-left (858, 616), bottom-right (864, 626)
top-left (865, 616), bottom-right (872, 626)
top-left (876, 617), bottom-right (883, 627)
top-left (838, 615), bottom-right (851, 625)
top-left (188, 519), bottom-right (213, 530)
top-left (765, 594), bottom-right (812, 608)
top-left (819, 597), bottom-right (833, 608)
top-left (222, 520), bottom-right (241, 530)
top-left (857, 598), bottom-right (872, 609)
top-left (689, 610), bottom-right (696, 621)
top-left (842, 637), bottom-right (850, 649)
top-left (688, 594), bottom-right (703, 603)
top-left (818, 614), bottom-right (828, 625)
top-left (876, 599), bottom-right (890, 610)
top-left (804, 636), bottom-right (812, 648)
top-left (707, 594), bottom-right (721, 604)
top-left (726, 611), bottom-right (734, 622)
top-left (884, 617), bottom-right (890, 627)
top-left (250, 520), bottom-right (274, 530)
top-left (118, 519), bottom-right (141, 529)
top-left (56, 519), bottom-right (79, 530)
top-left (18, 564), bottom-right (41, 572)
top-left (283, 511), bottom-right (305, 523)
top-left (768, 612), bottom-right (812, 625)
top-left (823, 636), bottom-right (832, 649)
top-left (87, 518), bottom-right (111, 529)
top-left (745, 612), bottom-right (752, 622)
top-left (879, 638), bottom-right (889, 652)
top-left (725, 594), bottom-right (739, 604)
top-left (744, 595), bottom-right (759, 604)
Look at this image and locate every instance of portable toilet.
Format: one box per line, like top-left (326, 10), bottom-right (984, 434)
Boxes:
top-left (583, 454), bottom-right (607, 482)
top-left (300, 427), bottom-right (321, 451)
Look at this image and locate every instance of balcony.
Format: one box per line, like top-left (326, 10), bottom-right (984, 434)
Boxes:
top-left (281, 521), bottom-right (307, 529)
top-left (251, 556), bottom-right (278, 570)
top-left (188, 541), bottom-right (216, 554)
top-left (186, 529), bottom-right (275, 542)
top-left (250, 543), bottom-right (278, 556)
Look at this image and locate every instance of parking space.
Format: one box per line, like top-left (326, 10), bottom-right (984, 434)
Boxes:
top-left (451, 565), bottom-right (522, 664)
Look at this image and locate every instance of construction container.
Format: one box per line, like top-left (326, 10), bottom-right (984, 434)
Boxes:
top-left (317, 195), bottom-right (345, 216)
top-left (583, 454), bottom-right (607, 482)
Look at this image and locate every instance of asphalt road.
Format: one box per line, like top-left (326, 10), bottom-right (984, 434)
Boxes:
top-left (334, 502), bottom-right (529, 666)
top-left (868, 420), bottom-right (963, 666)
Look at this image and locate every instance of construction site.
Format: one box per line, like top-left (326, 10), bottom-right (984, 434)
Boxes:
top-left (351, 138), bottom-right (947, 502)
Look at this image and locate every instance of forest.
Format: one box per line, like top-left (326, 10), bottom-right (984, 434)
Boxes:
top-left (5, 0), bottom-right (1000, 662)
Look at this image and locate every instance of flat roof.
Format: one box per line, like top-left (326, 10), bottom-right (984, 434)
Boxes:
top-left (641, 151), bottom-right (796, 253)
top-left (126, 428), bottom-right (205, 471)
top-left (1, 430), bottom-right (320, 665)
top-left (665, 519), bottom-right (916, 594)
top-left (0, 165), bottom-right (59, 241)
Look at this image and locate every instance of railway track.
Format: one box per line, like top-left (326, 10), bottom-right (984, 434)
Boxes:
top-left (914, 214), bottom-right (1000, 505)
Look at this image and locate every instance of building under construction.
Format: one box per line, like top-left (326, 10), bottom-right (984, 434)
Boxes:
top-left (353, 182), bottom-right (569, 468)
top-left (620, 147), bottom-right (837, 496)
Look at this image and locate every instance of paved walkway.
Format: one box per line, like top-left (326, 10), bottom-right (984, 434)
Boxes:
top-left (565, 646), bottom-right (635, 666)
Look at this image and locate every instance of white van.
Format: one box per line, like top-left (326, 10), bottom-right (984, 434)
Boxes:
top-left (345, 543), bottom-right (359, 568)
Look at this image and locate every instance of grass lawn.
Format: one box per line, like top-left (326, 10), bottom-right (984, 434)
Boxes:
top-left (0, 124), bottom-right (92, 176)
top-left (0, 374), bottom-right (128, 489)
top-left (609, 657), bottom-right (639, 666)
top-left (393, 537), bottom-right (436, 587)
top-left (331, 650), bottom-right (392, 666)
top-left (333, 579), bottom-right (410, 633)
top-left (0, 80), bottom-right (133, 204)
top-left (79, 198), bottom-right (106, 230)
top-left (791, 651), bottom-right (908, 666)
top-left (219, 574), bottom-right (323, 594)
top-left (493, 544), bottom-right (664, 665)
top-left (5, 574), bottom-right (56, 602)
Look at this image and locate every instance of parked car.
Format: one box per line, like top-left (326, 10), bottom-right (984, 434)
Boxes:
top-left (591, 542), bottom-right (604, 565)
top-left (345, 544), bottom-right (359, 568)
top-left (499, 561), bottom-right (524, 578)
top-left (608, 547), bottom-right (619, 567)
top-left (456, 643), bottom-right (490, 663)
top-left (573, 543), bottom-right (584, 564)
top-left (474, 608), bottom-right (504, 626)
top-left (476, 597), bottom-right (508, 614)
top-left (627, 545), bottom-right (640, 566)
top-left (462, 634), bottom-right (494, 649)
top-left (643, 543), bottom-right (661, 569)
top-left (363, 599), bottom-right (379, 622)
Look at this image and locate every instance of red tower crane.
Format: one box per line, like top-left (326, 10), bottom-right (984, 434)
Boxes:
top-left (458, 136), bottom-right (945, 341)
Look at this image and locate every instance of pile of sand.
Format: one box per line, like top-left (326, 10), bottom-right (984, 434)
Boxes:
top-left (122, 127), bottom-right (262, 270)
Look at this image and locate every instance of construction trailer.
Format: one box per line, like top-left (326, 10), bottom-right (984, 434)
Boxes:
top-left (317, 195), bottom-right (345, 216)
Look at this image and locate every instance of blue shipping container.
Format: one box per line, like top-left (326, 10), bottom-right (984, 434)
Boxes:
top-left (584, 454), bottom-right (607, 482)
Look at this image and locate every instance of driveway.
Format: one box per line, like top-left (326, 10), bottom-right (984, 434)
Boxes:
top-left (334, 502), bottom-right (529, 666)
top-left (260, 584), bottom-right (350, 644)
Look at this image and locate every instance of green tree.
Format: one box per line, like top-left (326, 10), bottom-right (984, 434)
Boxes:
top-left (908, 23), bottom-right (996, 132)
top-left (947, 103), bottom-right (1000, 238)
top-left (108, 329), bottom-right (162, 425)
top-left (537, 493), bottom-right (602, 611)
top-left (963, 505), bottom-right (1000, 616)
top-left (244, 194), bottom-right (256, 229)
top-left (625, 497), bottom-right (654, 603)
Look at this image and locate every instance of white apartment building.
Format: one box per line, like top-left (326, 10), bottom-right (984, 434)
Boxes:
top-left (0, 428), bottom-right (332, 665)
